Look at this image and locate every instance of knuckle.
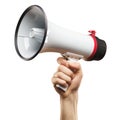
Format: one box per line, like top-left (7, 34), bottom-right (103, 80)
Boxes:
top-left (58, 65), bottom-right (63, 71)
top-left (67, 76), bottom-right (72, 81)
top-left (57, 66), bottom-right (60, 71)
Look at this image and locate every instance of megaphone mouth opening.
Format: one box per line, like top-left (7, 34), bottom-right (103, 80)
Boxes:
top-left (15, 5), bottom-right (48, 61)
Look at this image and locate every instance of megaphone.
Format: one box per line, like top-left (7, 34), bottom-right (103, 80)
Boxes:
top-left (15, 5), bottom-right (106, 61)
top-left (14, 5), bottom-right (107, 91)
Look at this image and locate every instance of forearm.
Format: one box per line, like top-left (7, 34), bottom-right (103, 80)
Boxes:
top-left (60, 92), bottom-right (78, 120)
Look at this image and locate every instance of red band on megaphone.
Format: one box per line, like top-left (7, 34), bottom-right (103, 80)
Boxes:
top-left (88, 30), bottom-right (98, 60)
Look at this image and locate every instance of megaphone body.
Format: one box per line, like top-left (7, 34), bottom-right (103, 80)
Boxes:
top-left (15, 5), bottom-right (107, 91)
top-left (41, 22), bottom-right (100, 61)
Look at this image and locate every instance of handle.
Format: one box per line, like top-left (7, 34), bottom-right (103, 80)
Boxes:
top-left (55, 52), bottom-right (83, 92)
top-left (56, 84), bottom-right (68, 92)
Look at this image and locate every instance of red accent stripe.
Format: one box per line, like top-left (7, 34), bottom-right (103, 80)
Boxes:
top-left (88, 34), bottom-right (98, 60)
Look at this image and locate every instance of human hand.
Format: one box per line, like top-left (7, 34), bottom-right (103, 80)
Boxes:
top-left (52, 57), bottom-right (83, 98)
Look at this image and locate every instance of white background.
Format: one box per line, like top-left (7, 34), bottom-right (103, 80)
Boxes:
top-left (0, 0), bottom-right (120, 120)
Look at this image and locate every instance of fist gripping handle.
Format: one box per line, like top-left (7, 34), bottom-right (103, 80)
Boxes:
top-left (55, 52), bottom-right (83, 92)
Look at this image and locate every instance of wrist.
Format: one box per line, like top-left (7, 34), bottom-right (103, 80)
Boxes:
top-left (60, 91), bottom-right (78, 102)
top-left (60, 92), bottom-right (78, 120)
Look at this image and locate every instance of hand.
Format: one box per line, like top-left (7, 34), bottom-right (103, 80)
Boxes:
top-left (52, 57), bottom-right (83, 98)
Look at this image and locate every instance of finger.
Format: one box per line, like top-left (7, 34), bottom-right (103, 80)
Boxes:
top-left (54, 72), bottom-right (72, 84)
top-left (57, 57), bottom-right (81, 73)
top-left (57, 57), bottom-right (69, 67)
top-left (57, 65), bottom-right (74, 78)
top-left (68, 62), bottom-right (81, 72)
top-left (52, 77), bottom-right (68, 88)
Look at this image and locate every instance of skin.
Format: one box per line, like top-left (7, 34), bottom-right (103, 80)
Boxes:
top-left (52, 57), bottom-right (83, 120)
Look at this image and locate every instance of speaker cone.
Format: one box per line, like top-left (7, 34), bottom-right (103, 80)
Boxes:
top-left (15, 5), bottom-right (47, 60)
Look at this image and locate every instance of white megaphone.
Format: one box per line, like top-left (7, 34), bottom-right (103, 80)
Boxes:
top-left (15, 5), bottom-right (107, 91)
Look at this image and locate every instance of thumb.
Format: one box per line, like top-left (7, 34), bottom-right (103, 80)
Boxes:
top-left (68, 61), bottom-right (80, 72)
